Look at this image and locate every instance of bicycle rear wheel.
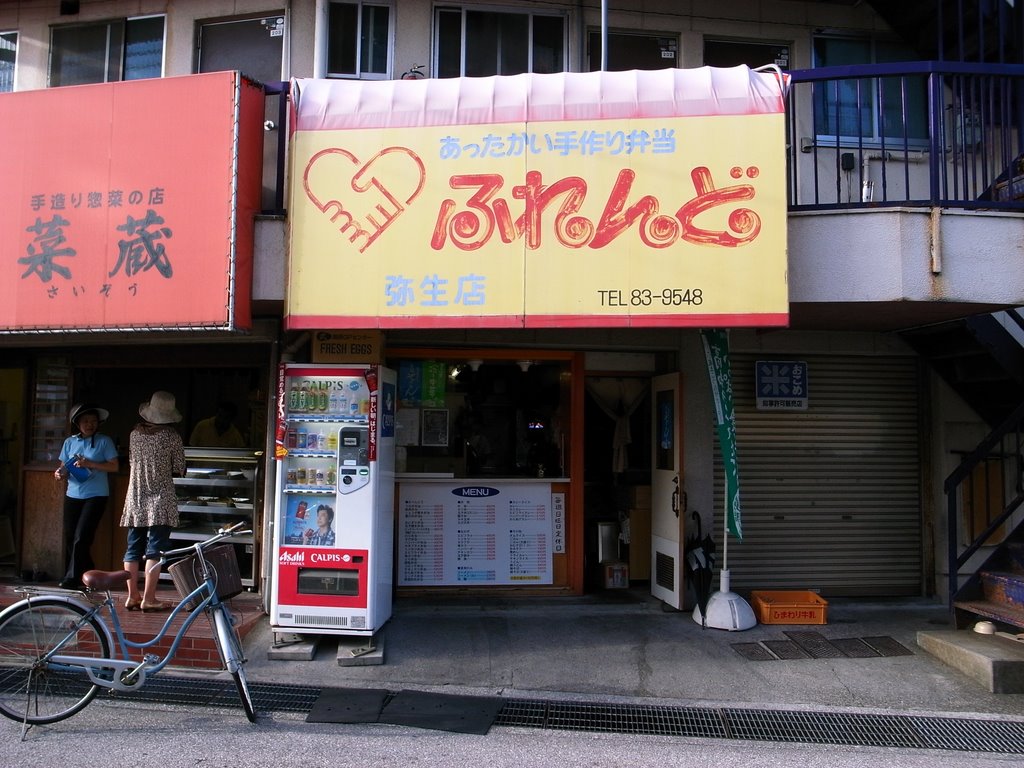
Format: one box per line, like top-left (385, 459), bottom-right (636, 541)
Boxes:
top-left (211, 604), bottom-right (256, 722)
top-left (0, 598), bottom-right (110, 725)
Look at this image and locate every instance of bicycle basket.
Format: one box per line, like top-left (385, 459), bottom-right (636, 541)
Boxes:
top-left (168, 544), bottom-right (244, 609)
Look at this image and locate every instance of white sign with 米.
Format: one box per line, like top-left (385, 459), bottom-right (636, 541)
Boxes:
top-left (755, 360), bottom-right (808, 410)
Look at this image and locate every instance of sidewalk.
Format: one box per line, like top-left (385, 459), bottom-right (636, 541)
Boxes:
top-left (242, 590), bottom-right (1024, 720)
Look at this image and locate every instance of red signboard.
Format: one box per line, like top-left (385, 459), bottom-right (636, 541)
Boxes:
top-left (0, 72), bottom-right (263, 332)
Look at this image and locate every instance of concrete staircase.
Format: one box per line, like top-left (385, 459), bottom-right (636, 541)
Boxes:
top-left (953, 540), bottom-right (1024, 632)
top-left (918, 539), bottom-right (1024, 693)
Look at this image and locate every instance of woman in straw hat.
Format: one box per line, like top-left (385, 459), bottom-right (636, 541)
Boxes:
top-left (54, 403), bottom-right (119, 590)
top-left (121, 391), bottom-right (185, 612)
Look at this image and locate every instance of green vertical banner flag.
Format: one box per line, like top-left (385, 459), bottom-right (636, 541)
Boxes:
top-left (701, 329), bottom-right (743, 540)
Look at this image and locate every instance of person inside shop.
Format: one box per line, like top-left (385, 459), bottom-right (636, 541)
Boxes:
top-left (121, 390), bottom-right (186, 612)
top-left (189, 401), bottom-right (245, 448)
top-left (54, 403), bottom-right (120, 590)
top-left (303, 504), bottom-right (335, 546)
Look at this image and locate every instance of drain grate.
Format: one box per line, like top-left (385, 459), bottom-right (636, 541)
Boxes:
top-left (724, 708), bottom-right (922, 748)
top-left (102, 675), bottom-right (1024, 755)
top-left (533, 701), bottom-right (728, 739)
top-left (112, 677), bottom-right (319, 713)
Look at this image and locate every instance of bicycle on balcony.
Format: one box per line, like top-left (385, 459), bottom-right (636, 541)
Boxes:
top-left (0, 522), bottom-right (256, 737)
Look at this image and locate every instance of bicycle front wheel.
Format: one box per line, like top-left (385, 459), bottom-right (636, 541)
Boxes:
top-left (211, 604), bottom-right (256, 722)
top-left (0, 598), bottom-right (111, 725)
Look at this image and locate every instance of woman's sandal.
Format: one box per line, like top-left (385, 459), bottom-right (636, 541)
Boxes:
top-left (140, 600), bottom-right (171, 613)
top-left (124, 598), bottom-right (142, 611)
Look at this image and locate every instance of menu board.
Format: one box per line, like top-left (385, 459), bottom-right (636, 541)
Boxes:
top-left (398, 482), bottom-right (553, 586)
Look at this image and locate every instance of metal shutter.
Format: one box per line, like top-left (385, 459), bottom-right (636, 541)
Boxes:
top-left (712, 354), bottom-right (922, 597)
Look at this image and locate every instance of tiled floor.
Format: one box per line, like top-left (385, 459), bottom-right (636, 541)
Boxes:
top-left (0, 581), bottom-right (265, 670)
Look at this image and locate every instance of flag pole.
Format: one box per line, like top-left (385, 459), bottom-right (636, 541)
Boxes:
top-left (698, 329), bottom-right (755, 630)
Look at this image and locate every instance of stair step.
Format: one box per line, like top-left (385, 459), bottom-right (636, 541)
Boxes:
top-left (980, 570), bottom-right (1024, 608)
top-left (918, 630), bottom-right (1024, 693)
top-left (954, 598), bottom-right (1024, 631)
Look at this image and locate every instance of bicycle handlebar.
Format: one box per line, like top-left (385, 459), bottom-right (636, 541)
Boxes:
top-left (159, 521), bottom-right (253, 561)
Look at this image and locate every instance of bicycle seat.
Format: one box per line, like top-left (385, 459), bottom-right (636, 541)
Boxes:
top-left (82, 570), bottom-right (131, 590)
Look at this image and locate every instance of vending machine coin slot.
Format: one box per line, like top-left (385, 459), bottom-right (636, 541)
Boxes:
top-left (337, 425), bottom-right (370, 495)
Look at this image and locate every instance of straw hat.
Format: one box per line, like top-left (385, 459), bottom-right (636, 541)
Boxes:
top-left (68, 403), bottom-right (109, 427)
top-left (139, 391), bottom-right (182, 424)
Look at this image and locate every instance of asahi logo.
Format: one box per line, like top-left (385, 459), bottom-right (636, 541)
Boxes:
top-left (452, 486), bottom-right (499, 497)
top-left (279, 550), bottom-right (305, 565)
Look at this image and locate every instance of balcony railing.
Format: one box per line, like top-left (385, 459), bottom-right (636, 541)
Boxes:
top-left (261, 64), bottom-right (1024, 216)
top-left (786, 61), bottom-right (1024, 211)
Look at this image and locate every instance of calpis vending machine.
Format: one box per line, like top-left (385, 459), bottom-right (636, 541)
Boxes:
top-left (270, 363), bottom-right (396, 636)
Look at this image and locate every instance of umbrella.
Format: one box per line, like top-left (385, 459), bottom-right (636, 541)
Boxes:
top-left (684, 510), bottom-right (716, 629)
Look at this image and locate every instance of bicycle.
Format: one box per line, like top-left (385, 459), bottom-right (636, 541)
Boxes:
top-left (400, 63), bottom-right (425, 80)
top-left (0, 522), bottom-right (256, 737)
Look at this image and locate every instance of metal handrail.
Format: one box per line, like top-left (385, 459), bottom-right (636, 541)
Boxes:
top-left (943, 401), bottom-right (1024, 606)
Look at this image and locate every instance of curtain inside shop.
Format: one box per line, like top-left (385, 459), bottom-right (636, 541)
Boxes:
top-left (585, 377), bottom-right (648, 474)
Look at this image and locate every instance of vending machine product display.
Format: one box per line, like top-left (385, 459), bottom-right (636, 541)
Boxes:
top-left (270, 363), bottom-right (396, 636)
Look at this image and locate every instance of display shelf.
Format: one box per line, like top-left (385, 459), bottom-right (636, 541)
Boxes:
top-left (173, 526), bottom-right (255, 545)
top-left (170, 447), bottom-right (262, 588)
top-left (286, 413), bottom-right (368, 422)
top-left (29, 356), bottom-right (72, 463)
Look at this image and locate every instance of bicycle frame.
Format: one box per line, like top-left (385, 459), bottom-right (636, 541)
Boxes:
top-left (30, 560), bottom-right (225, 691)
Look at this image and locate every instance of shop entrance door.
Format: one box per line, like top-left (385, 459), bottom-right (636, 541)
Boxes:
top-left (650, 373), bottom-right (684, 609)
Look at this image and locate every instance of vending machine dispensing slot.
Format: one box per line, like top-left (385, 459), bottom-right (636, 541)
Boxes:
top-left (297, 567), bottom-right (362, 596)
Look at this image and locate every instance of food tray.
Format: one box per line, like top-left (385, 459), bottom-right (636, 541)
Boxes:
top-left (750, 590), bottom-right (828, 625)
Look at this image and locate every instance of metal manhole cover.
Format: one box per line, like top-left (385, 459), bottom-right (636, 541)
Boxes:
top-left (762, 640), bottom-right (810, 660)
top-left (732, 642), bottom-right (777, 661)
top-left (861, 636), bottom-right (913, 657)
top-left (829, 637), bottom-right (881, 658)
top-left (784, 631), bottom-right (845, 659)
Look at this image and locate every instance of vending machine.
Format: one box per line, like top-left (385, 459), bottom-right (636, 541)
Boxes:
top-left (270, 363), bottom-right (396, 637)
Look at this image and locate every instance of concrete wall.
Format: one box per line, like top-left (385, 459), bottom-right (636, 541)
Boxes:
top-left (789, 209), bottom-right (1024, 306)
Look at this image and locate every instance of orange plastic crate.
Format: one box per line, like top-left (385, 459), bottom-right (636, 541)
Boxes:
top-left (751, 590), bottom-right (828, 625)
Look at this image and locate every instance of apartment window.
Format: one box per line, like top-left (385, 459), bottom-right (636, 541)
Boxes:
top-left (704, 38), bottom-right (789, 69)
top-left (587, 31), bottom-right (677, 71)
top-left (327, 1), bottom-right (392, 78)
top-left (436, 6), bottom-right (565, 78)
top-left (0, 32), bottom-right (15, 92)
top-left (813, 36), bottom-right (927, 145)
top-left (49, 15), bottom-right (164, 87)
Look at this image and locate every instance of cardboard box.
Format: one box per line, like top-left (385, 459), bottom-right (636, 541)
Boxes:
top-left (627, 508), bottom-right (651, 580)
top-left (630, 486), bottom-right (651, 509)
top-left (751, 590), bottom-right (828, 625)
top-left (603, 562), bottom-right (629, 589)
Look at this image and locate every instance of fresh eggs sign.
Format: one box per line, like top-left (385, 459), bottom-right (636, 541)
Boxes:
top-left (286, 67), bottom-right (789, 329)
